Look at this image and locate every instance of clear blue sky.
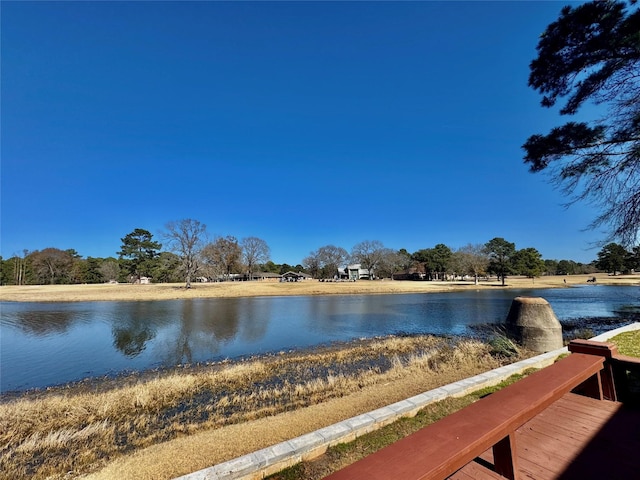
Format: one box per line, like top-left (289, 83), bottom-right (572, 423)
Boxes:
top-left (2, 1), bottom-right (601, 265)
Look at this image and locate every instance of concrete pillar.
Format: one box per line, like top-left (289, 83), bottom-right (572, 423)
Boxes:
top-left (505, 296), bottom-right (563, 352)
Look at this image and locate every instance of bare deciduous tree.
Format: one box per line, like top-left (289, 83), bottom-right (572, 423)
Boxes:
top-left (99, 260), bottom-right (121, 283)
top-left (13, 249), bottom-right (29, 285)
top-left (241, 237), bottom-right (271, 280)
top-left (302, 250), bottom-right (321, 279)
top-left (452, 244), bottom-right (489, 285)
top-left (303, 245), bottom-right (350, 279)
top-left (163, 219), bottom-right (207, 289)
top-left (377, 248), bottom-right (411, 280)
top-left (350, 240), bottom-right (386, 280)
top-left (317, 245), bottom-right (349, 279)
top-left (29, 248), bottom-right (74, 284)
top-left (202, 236), bottom-right (242, 281)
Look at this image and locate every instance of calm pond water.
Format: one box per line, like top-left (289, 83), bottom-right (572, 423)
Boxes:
top-left (1, 285), bottom-right (638, 392)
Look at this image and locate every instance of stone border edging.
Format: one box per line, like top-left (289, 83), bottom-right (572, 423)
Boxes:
top-left (176, 323), bottom-right (639, 480)
top-left (590, 322), bottom-right (640, 341)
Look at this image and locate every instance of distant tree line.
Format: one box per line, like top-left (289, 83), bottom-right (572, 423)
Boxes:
top-left (3, 218), bottom-right (637, 286)
top-left (0, 219), bottom-right (289, 287)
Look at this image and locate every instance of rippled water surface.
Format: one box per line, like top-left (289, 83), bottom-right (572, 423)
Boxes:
top-left (1, 285), bottom-right (637, 392)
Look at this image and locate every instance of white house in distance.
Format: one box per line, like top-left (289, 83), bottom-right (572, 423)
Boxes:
top-left (338, 264), bottom-right (373, 280)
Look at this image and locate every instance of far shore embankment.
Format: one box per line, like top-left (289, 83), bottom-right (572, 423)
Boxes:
top-left (1, 273), bottom-right (638, 303)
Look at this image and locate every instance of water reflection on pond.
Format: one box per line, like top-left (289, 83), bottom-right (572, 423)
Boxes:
top-left (1, 285), bottom-right (637, 392)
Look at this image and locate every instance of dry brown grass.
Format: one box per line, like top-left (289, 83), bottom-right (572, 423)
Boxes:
top-left (1, 273), bottom-right (638, 303)
top-left (0, 335), bottom-right (528, 480)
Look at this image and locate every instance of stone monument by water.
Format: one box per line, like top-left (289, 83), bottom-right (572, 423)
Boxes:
top-left (505, 296), bottom-right (563, 352)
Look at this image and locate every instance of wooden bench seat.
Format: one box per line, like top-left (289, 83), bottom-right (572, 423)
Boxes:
top-left (324, 352), bottom-right (606, 480)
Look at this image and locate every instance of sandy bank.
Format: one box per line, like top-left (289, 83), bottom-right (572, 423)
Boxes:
top-left (1, 273), bottom-right (638, 303)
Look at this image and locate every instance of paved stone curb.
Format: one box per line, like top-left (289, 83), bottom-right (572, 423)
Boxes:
top-left (175, 322), bottom-right (639, 480)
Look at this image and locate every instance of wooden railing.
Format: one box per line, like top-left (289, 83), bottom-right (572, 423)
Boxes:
top-left (569, 338), bottom-right (640, 404)
top-left (325, 339), bottom-right (636, 480)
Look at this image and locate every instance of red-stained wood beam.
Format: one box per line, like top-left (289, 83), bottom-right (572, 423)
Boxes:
top-left (325, 353), bottom-right (604, 480)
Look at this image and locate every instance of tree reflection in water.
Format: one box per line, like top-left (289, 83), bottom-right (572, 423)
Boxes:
top-left (112, 325), bottom-right (155, 357)
top-left (11, 310), bottom-right (77, 336)
top-left (110, 302), bottom-right (162, 357)
top-left (163, 299), bottom-right (245, 365)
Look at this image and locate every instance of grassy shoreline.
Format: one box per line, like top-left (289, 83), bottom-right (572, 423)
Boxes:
top-left (1, 273), bottom-right (639, 303)
top-left (0, 335), bottom-right (529, 480)
top-left (6, 329), bottom-right (633, 480)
